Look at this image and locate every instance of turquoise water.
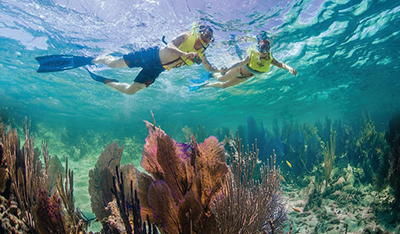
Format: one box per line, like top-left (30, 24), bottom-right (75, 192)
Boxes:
top-left (1, 0), bottom-right (400, 232)
top-left (2, 0), bottom-right (399, 133)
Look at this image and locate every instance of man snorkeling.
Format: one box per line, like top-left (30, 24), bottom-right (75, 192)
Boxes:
top-left (36, 25), bottom-right (225, 95)
top-left (194, 31), bottom-right (297, 89)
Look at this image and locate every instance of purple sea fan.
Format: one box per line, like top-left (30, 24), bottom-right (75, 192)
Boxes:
top-left (137, 120), bottom-right (229, 234)
top-left (34, 189), bottom-right (66, 233)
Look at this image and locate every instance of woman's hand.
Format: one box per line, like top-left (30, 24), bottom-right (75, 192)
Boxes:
top-left (219, 67), bottom-right (229, 75)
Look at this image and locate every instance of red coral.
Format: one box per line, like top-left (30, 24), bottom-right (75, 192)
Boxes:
top-left (138, 121), bottom-right (229, 233)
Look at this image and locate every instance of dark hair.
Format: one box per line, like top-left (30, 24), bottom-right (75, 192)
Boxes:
top-left (199, 25), bottom-right (213, 35)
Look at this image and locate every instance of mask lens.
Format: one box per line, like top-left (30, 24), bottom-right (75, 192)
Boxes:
top-left (202, 31), bottom-right (214, 43)
top-left (257, 41), bottom-right (270, 52)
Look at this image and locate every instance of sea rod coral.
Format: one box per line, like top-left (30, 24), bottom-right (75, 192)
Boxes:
top-left (211, 133), bottom-right (287, 234)
top-left (1, 121), bottom-right (90, 233)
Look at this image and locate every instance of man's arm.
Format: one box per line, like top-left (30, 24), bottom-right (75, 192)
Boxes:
top-left (201, 55), bottom-right (224, 73)
top-left (271, 58), bottom-right (297, 75)
top-left (165, 32), bottom-right (198, 60)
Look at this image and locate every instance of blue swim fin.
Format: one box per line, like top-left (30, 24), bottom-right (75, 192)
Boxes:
top-left (35, 55), bottom-right (94, 73)
top-left (188, 81), bottom-right (209, 92)
top-left (85, 68), bottom-right (119, 84)
top-left (189, 71), bottom-right (213, 84)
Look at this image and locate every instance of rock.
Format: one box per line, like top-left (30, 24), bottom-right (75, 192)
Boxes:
top-left (332, 177), bottom-right (346, 190)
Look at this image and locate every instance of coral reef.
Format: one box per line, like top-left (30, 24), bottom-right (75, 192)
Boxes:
top-left (0, 117), bottom-right (4, 139)
top-left (234, 113), bottom-right (398, 232)
top-left (323, 130), bottom-right (336, 186)
top-left (138, 120), bottom-right (229, 233)
top-left (3, 124), bottom-right (47, 232)
top-left (239, 113), bottom-right (391, 191)
top-left (1, 121), bottom-right (90, 233)
top-left (57, 156), bottom-right (91, 232)
top-left (212, 134), bottom-right (287, 234)
top-left (88, 142), bottom-right (140, 231)
top-left (88, 118), bottom-right (256, 233)
top-left (88, 141), bottom-right (124, 223)
top-left (213, 126), bottom-right (234, 148)
top-left (1, 115), bottom-right (287, 233)
top-left (352, 112), bottom-right (388, 185)
top-left (0, 194), bottom-right (29, 233)
top-left (286, 165), bottom-right (398, 233)
top-left (106, 165), bottom-right (157, 234)
top-left (45, 153), bottom-right (64, 195)
top-left (181, 124), bottom-right (208, 143)
top-left (86, 117), bottom-right (287, 234)
top-left (34, 188), bottom-right (66, 233)
top-left (3, 108), bottom-right (400, 233)
top-left (386, 115), bottom-right (400, 208)
top-left (0, 118), bottom-right (8, 197)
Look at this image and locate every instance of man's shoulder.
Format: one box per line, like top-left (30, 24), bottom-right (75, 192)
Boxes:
top-left (177, 31), bottom-right (191, 37)
top-left (173, 32), bottom-right (190, 42)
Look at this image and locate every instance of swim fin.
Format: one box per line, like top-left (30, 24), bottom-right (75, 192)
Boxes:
top-left (85, 68), bottom-right (119, 84)
top-left (189, 71), bottom-right (213, 84)
top-left (188, 81), bottom-right (209, 92)
top-left (35, 55), bottom-right (94, 73)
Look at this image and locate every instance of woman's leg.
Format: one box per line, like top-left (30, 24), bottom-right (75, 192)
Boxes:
top-left (204, 77), bottom-right (246, 89)
top-left (215, 68), bottom-right (240, 82)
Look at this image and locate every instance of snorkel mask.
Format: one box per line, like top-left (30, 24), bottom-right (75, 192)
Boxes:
top-left (199, 25), bottom-right (215, 49)
top-left (256, 31), bottom-right (271, 53)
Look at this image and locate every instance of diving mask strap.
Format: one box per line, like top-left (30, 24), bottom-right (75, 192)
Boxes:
top-left (200, 39), bottom-right (209, 51)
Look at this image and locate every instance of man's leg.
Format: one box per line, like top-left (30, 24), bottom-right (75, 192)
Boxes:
top-left (93, 55), bottom-right (127, 68)
top-left (107, 67), bottom-right (161, 95)
top-left (106, 81), bottom-right (147, 95)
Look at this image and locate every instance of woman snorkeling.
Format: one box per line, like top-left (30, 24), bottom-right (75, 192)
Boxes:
top-left (196, 31), bottom-right (297, 89)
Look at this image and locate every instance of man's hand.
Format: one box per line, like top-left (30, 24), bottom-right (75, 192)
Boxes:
top-left (183, 52), bottom-right (200, 62)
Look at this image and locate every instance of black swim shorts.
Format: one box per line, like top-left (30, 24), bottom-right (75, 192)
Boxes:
top-left (123, 46), bottom-right (165, 87)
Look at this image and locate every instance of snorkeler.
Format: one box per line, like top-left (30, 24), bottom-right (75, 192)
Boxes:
top-left (192, 31), bottom-right (297, 89)
top-left (36, 25), bottom-right (226, 95)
